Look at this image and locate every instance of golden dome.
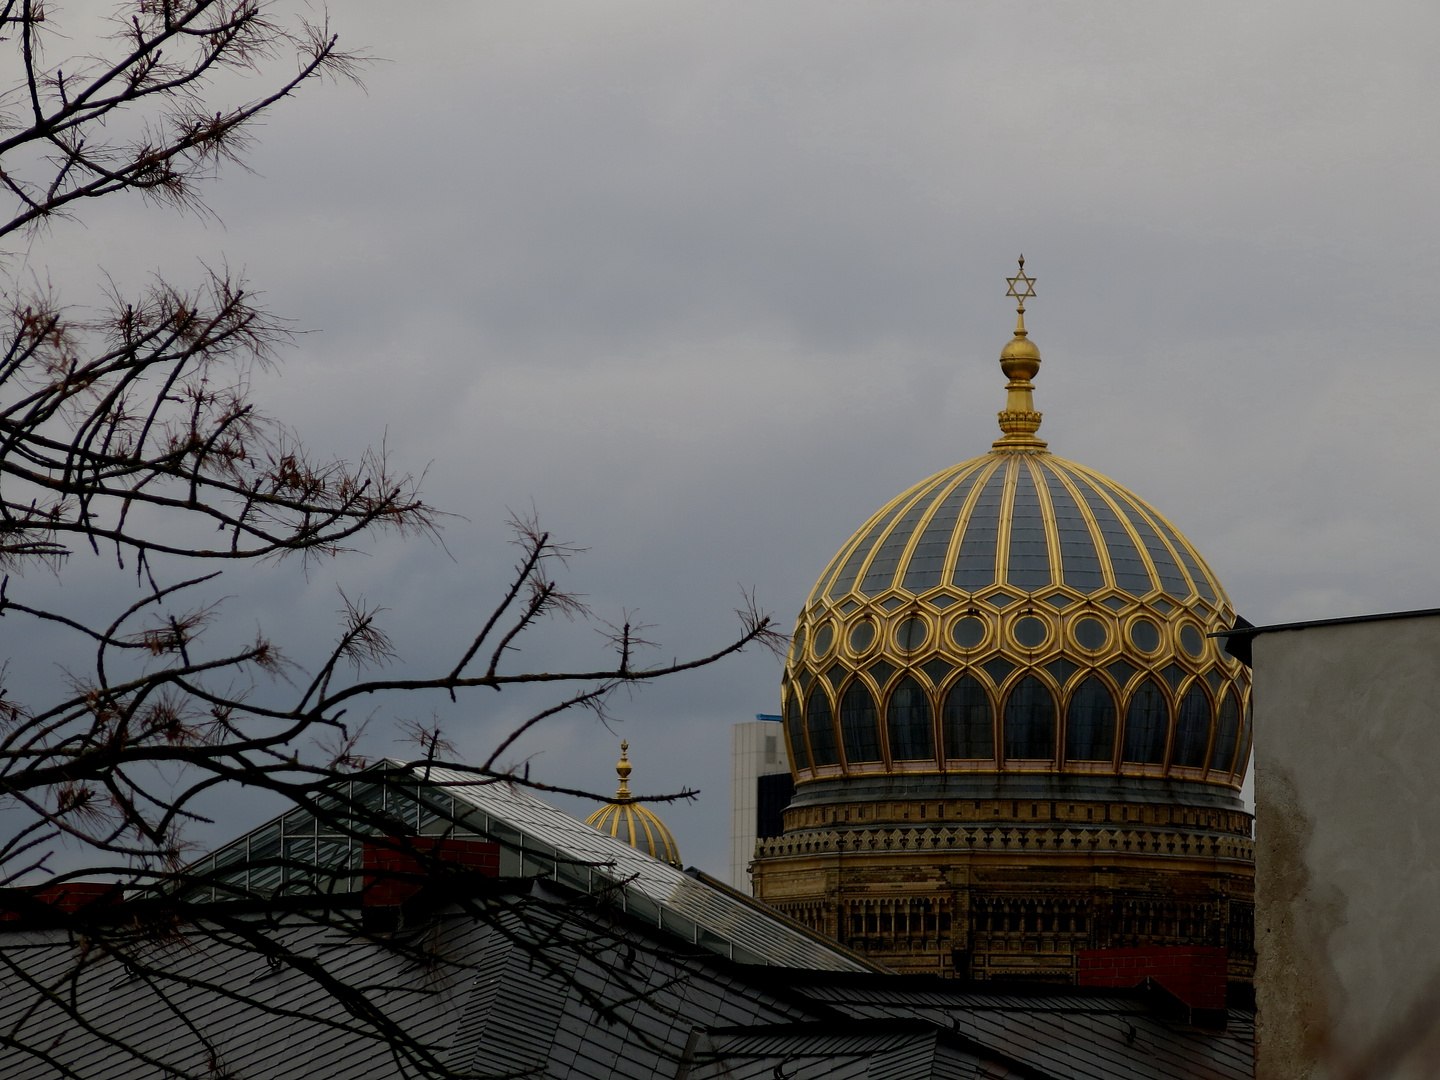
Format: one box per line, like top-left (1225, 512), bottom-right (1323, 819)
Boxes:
top-left (584, 742), bottom-right (682, 867)
top-left (781, 261), bottom-right (1250, 795)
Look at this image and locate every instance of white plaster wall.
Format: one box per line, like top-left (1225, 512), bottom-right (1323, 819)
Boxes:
top-left (1254, 614), bottom-right (1440, 1080)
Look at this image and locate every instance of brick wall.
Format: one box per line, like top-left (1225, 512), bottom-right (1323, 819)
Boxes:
top-left (0, 881), bottom-right (120, 920)
top-left (362, 838), bottom-right (501, 907)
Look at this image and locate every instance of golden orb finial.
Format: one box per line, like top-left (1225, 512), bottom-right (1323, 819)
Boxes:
top-left (993, 255), bottom-right (1047, 452)
top-left (615, 740), bottom-right (633, 801)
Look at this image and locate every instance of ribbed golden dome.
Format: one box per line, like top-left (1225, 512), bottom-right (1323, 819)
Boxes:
top-left (781, 263), bottom-right (1250, 795)
top-left (585, 742), bottom-right (682, 867)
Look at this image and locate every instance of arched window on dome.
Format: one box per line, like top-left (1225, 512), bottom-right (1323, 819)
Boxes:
top-left (1209, 690), bottom-right (1241, 773)
top-left (1064, 677), bottom-right (1115, 762)
top-left (942, 675), bottom-right (993, 759)
top-left (887, 677), bottom-right (934, 761)
top-left (1172, 684), bottom-right (1211, 768)
top-left (1004, 676), bottom-right (1055, 760)
top-left (1122, 679), bottom-right (1169, 764)
top-left (840, 682), bottom-right (883, 764)
top-left (785, 694), bottom-right (810, 771)
top-left (805, 687), bottom-right (839, 766)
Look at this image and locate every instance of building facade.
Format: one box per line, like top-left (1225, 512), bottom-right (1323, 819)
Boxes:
top-left (1235, 609), bottom-right (1440, 1079)
top-left (729, 716), bottom-right (794, 891)
top-left (751, 264), bottom-right (1256, 989)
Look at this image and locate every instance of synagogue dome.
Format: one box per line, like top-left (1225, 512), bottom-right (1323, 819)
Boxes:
top-left (585, 742), bottom-right (683, 867)
top-left (781, 268), bottom-right (1250, 804)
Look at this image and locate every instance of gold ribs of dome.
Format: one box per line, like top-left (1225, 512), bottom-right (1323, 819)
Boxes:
top-left (585, 741), bottom-right (683, 868)
top-left (753, 260), bottom-right (1255, 988)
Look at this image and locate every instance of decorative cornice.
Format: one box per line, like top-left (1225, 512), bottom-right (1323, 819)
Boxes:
top-left (755, 823), bottom-right (1255, 864)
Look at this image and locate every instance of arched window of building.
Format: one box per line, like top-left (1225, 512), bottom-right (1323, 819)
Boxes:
top-left (887, 677), bottom-right (934, 761)
top-left (840, 681), bottom-right (882, 763)
top-left (805, 686), bottom-right (839, 766)
top-left (786, 693), bottom-right (810, 770)
top-left (1210, 690), bottom-right (1241, 772)
top-left (1122, 679), bottom-right (1169, 764)
top-left (1172, 684), bottom-right (1211, 768)
top-left (1065, 677), bottom-right (1115, 761)
top-left (942, 675), bottom-right (993, 759)
top-left (1004, 676), bottom-right (1055, 760)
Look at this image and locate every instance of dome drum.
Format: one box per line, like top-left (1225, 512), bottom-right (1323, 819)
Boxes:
top-left (783, 771), bottom-right (1250, 813)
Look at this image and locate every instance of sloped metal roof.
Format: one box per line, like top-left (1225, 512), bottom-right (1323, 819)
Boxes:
top-left (776, 976), bottom-right (1254, 1080)
top-left (0, 889), bottom-right (1254, 1080)
top-left (2, 769), bottom-right (1252, 1080)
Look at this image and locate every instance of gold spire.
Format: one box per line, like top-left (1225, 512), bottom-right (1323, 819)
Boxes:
top-left (993, 255), bottom-right (1047, 452)
top-left (614, 740), bottom-right (633, 801)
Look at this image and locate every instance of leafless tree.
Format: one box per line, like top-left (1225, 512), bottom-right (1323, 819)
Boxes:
top-left (0, 4), bottom-right (783, 1077)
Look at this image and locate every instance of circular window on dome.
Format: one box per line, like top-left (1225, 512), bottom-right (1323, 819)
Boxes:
top-left (951, 616), bottom-right (986, 650)
top-left (1012, 616), bottom-right (1048, 649)
top-left (811, 623), bottom-right (834, 659)
top-left (1179, 623), bottom-right (1204, 657)
top-left (849, 619), bottom-right (876, 653)
top-left (1130, 618), bottom-right (1161, 653)
top-left (895, 617), bottom-right (928, 652)
top-left (1073, 617), bottom-right (1108, 651)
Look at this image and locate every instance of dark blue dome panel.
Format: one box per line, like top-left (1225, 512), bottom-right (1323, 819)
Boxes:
top-left (816, 453), bottom-right (1224, 605)
top-left (951, 468), bottom-right (1006, 590)
top-left (901, 467), bottom-right (988, 592)
top-left (1040, 465), bottom-right (1105, 592)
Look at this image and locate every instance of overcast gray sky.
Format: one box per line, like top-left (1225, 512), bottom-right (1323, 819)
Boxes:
top-left (19, 0), bottom-right (1440, 875)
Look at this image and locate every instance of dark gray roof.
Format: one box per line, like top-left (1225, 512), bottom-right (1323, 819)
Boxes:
top-left (688, 1023), bottom-right (1038, 1080)
top-left (0, 881), bottom-right (1253, 1080)
top-left (786, 977), bottom-right (1253, 1080)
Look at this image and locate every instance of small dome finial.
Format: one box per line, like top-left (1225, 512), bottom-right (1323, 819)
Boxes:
top-left (615, 740), bottom-right (633, 801)
top-left (993, 255), bottom-right (1047, 452)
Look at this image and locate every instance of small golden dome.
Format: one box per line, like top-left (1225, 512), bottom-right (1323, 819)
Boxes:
top-left (584, 741), bottom-right (682, 868)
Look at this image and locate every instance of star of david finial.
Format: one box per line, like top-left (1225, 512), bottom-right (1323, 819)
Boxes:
top-left (1005, 255), bottom-right (1036, 313)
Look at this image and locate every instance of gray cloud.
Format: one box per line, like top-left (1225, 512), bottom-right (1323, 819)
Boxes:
top-left (15, 0), bottom-right (1438, 872)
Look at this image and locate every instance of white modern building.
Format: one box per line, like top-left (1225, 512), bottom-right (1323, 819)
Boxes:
top-left (729, 716), bottom-right (793, 892)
